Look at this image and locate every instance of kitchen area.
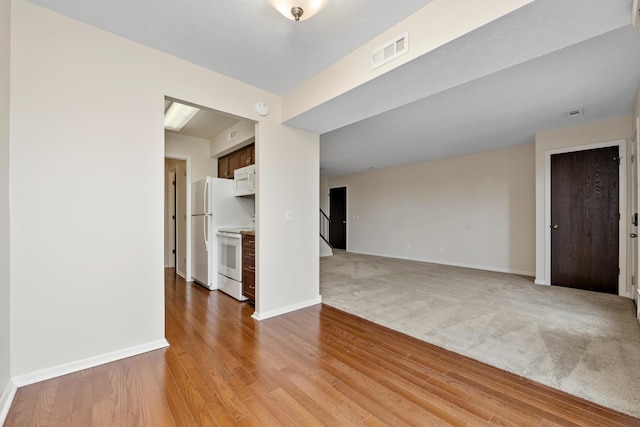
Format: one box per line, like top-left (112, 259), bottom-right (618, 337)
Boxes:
top-left (164, 98), bottom-right (258, 304)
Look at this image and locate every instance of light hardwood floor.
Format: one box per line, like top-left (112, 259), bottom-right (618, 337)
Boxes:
top-left (4, 269), bottom-right (640, 426)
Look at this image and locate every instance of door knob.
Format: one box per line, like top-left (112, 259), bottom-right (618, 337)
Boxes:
top-left (631, 233), bottom-right (638, 238)
top-left (552, 224), bottom-right (559, 229)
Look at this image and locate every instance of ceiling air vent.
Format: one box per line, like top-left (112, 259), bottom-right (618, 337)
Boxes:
top-left (372, 32), bottom-right (409, 70)
top-left (565, 108), bottom-right (584, 118)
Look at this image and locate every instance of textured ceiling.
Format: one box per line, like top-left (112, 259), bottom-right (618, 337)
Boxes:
top-left (26, 0), bottom-right (434, 95)
top-left (27, 0), bottom-right (640, 177)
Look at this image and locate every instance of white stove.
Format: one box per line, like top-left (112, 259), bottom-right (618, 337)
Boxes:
top-left (216, 227), bottom-right (254, 301)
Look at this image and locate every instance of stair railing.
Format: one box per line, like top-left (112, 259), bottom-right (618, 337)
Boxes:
top-left (320, 209), bottom-right (332, 247)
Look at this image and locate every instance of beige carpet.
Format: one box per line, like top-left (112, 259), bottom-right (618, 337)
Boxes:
top-left (320, 251), bottom-right (640, 418)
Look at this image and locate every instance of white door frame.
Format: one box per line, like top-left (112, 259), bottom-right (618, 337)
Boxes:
top-left (543, 139), bottom-right (628, 297)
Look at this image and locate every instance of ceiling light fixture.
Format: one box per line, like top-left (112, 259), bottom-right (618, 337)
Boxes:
top-left (267, 0), bottom-right (330, 21)
top-left (164, 102), bottom-right (199, 131)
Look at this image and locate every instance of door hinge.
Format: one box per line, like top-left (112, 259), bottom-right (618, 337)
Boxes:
top-left (172, 249), bottom-right (175, 254)
top-left (632, 275), bottom-right (636, 285)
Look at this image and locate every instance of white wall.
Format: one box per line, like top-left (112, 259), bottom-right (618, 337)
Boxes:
top-left (254, 123), bottom-right (321, 319)
top-left (534, 116), bottom-right (632, 290)
top-left (329, 144), bottom-right (535, 275)
top-left (320, 176), bottom-right (329, 214)
top-left (9, 0), bottom-right (319, 379)
top-left (165, 132), bottom-right (218, 181)
top-left (0, 0), bottom-right (12, 420)
top-left (210, 120), bottom-right (254, 158)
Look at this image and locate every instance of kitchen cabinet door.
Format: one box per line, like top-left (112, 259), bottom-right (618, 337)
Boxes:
top-left (228, 152), bottom-right (240, 178)
top-left (218, 157), bottom-right (229, 178)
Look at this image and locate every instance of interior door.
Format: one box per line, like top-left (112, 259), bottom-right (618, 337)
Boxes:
top-left (329, 187), bottom-right (347, 250)
top-left (551, 146), bottom-right (619, 294)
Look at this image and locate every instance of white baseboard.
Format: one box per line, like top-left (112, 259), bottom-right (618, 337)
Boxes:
top-left (534, 279), bottom-right (549, 286)
top-left (0, 378), bottom-right (17, 426)
top-left (252, 296), bottom-right (322, 321)
top-left (350, 250), bottom-right (535, 277)
top-left (12, 339), bottom-right (169, 387)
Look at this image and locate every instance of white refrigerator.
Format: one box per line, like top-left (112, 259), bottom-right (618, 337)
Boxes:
top-left (191, 177), bottom-right (254, 290)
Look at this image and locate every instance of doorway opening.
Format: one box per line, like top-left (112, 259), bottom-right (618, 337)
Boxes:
top-left (165, 158), bottom-right (187, 277)
top-left (163, 96), bottom-right (257, 290)
top-left (329, 187), bottom-right (347, 250)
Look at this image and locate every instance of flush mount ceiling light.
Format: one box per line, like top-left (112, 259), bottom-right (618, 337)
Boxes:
top-left (267, 0), bottom-right (330, 21)
top-left (164, 102), bottom-right (199, 131)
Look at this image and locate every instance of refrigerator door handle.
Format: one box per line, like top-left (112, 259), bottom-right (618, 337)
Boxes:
top-left (203, 179), bottom-right (209, 251)
top-left (204, 214), bottom-right (208, 251)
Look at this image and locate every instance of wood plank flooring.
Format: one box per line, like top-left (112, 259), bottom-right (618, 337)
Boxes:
top-left (5, 269), bottom-right (640, 426)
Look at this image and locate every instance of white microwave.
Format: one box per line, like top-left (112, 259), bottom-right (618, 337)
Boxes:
top-left (234, 164), bottom-right (255, 196)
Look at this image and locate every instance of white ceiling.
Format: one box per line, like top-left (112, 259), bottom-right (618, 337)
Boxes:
top-left (29, 0), bottom-right (640, 176)
top-left (163, 99), bottom-right (241, 141)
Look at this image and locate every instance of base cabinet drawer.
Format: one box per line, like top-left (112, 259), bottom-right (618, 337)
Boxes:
top-left (242, 271), bottom-right (255, 302)
top-left (242, 234), bottom-right (256, 302)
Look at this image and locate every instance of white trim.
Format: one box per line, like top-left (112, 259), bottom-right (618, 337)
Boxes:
top-left (12, 339), bottom-right (169, 387)
top-left (252, 297), bottom-right (322, 321)
top-left (0, 379), bottom-right (17, 426)
top-left (543, 140), bottom-right (628, 296)
top-left (349, 250), bottom-right (535, 277)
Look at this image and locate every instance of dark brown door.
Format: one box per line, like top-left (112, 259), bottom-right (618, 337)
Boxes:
top-left (329, 187), bottom-right (347, 249)
top-left (551, 146), bottom-right (619, 294)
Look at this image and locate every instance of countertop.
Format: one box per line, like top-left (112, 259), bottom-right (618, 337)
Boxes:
top-left (218, 227), bottom-right (254, 236)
